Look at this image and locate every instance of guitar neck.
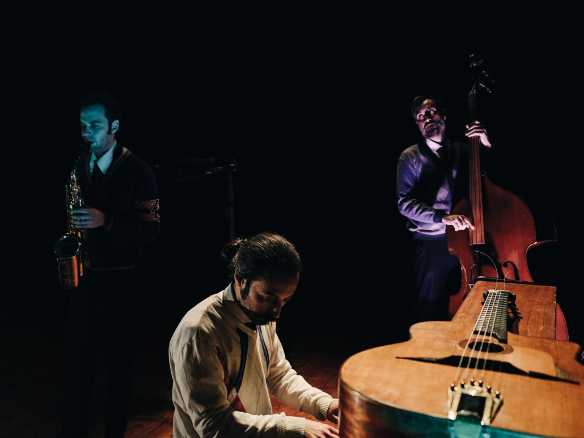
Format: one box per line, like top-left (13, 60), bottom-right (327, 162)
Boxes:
top-left (473, 289), bottom-right (513, 343)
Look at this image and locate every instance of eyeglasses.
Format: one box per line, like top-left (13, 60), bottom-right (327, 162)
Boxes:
top-left (416, 108), bottom-right (439, 121)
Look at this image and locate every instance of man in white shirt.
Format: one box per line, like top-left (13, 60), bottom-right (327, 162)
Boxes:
top-left (169, 232), bottom-right (339, 437)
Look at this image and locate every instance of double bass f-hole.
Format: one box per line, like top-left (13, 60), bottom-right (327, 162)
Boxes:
top-left (471, 244), bottom-right (521, 282)
top-left (471, 244), bottom-right (503, 279)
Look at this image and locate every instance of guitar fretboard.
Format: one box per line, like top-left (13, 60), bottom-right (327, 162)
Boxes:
top-left (473, 289), bottom-right (512, 342)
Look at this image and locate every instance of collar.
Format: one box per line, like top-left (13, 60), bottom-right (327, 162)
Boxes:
top-left (90, 142), bottom-right (117, 175)
top-left (222, 283), bottom-right (255, 330)
top-left (426, 138), bottom-right (445, 154)
top-left (419, 138), bottom-right (450, 160)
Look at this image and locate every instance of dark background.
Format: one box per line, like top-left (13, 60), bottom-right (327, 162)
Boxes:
top-left (3, 31), bottom-right (574, 410)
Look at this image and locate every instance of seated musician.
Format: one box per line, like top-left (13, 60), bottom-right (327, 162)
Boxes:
top-left (168, 232), bottom-right (340, 437)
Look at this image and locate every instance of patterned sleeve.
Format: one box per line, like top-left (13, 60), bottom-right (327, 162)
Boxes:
top-left (105, 156), bottom-right (160, 248)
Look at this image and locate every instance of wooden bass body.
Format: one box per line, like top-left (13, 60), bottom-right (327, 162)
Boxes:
top-left (447, 177), bottom-right (536, 317)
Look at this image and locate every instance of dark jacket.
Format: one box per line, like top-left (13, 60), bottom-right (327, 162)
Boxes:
top-left (79, 145), bottom-right (160, 269)
top-left (396, 139), bottom-right (466, 236)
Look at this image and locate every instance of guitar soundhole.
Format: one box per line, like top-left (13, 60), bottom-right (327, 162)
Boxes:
top-left (468, 341), bottom-right (504, 353)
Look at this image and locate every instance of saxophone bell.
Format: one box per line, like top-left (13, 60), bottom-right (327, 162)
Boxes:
top-left (54, 233), bottom-right (84, 289)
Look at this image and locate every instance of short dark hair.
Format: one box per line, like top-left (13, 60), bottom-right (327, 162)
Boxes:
top-left (80, 90), bottom-right (122, 125)
top-left (410, 95), bottom-right (446, 119)
top-left (222, 232), bottom-right (302, 282)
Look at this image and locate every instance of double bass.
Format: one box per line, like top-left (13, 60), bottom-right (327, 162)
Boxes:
top-left (446, 53), bottom-right (535, 317)
top-left (337, 55), bottom-right (580, 436)
top-left (445, 54), bottom-right (568, 340)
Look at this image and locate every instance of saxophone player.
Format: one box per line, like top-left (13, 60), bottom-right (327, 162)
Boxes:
top-left (58, 91), bottom-right (160, 438)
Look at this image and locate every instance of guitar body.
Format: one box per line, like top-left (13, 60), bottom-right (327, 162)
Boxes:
top-left (339, 281), bottom-right (584, 437)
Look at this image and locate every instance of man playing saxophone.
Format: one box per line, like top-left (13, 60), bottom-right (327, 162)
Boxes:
top-left (58, 90), bottom-right (160, 438)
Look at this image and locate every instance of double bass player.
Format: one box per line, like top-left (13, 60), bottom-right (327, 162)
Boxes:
top-left (396, 95), bottom-right (492, 323)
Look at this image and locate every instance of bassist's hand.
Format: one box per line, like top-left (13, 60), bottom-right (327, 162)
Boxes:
top-left (465, 121), bottom-right (492, 148)
top-left (442, 214), bottom-right (474, 231)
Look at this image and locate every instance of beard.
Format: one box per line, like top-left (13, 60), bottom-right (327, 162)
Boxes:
top-left (422, 120), bottom-right (445, 139)
top-left (249, 312), bottom-right (279, 326)
top-left (240, 305), bottom-right (279, 326)
top-left (239, 282), bottom-right (280, 325)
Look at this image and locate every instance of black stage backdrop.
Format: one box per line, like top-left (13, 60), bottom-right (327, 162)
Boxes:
top-left (5, 35), bottom-right (572, 360)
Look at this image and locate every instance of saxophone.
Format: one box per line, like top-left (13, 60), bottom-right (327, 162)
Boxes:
top-left (54, 157), bottom-right (88, 289)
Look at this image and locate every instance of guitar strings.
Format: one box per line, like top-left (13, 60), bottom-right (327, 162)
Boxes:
top-left (455, 288), bottom-right (508, 392)
top-left (491, 283), bottom-right (507, 392)
top-left (454, 138), bottom-right (509, 390)
top-left (465, 289), bottom-right (497, 383)
top-left (476, 290), bottom-right (503, 380)
top-left (454, 288), bottom-right (493, 385)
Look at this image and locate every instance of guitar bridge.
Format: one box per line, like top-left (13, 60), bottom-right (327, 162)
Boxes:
top-left (447, 381), bottom-right (502, 426)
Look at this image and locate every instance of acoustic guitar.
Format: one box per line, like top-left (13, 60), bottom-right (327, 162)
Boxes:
top-left (339, 279), bottom-right (584, 437)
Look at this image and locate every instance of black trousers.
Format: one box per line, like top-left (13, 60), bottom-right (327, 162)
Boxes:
top-left (60, 268), bottom-right (138, 438)
top-left (411, 234), bottom-right (460, 323)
